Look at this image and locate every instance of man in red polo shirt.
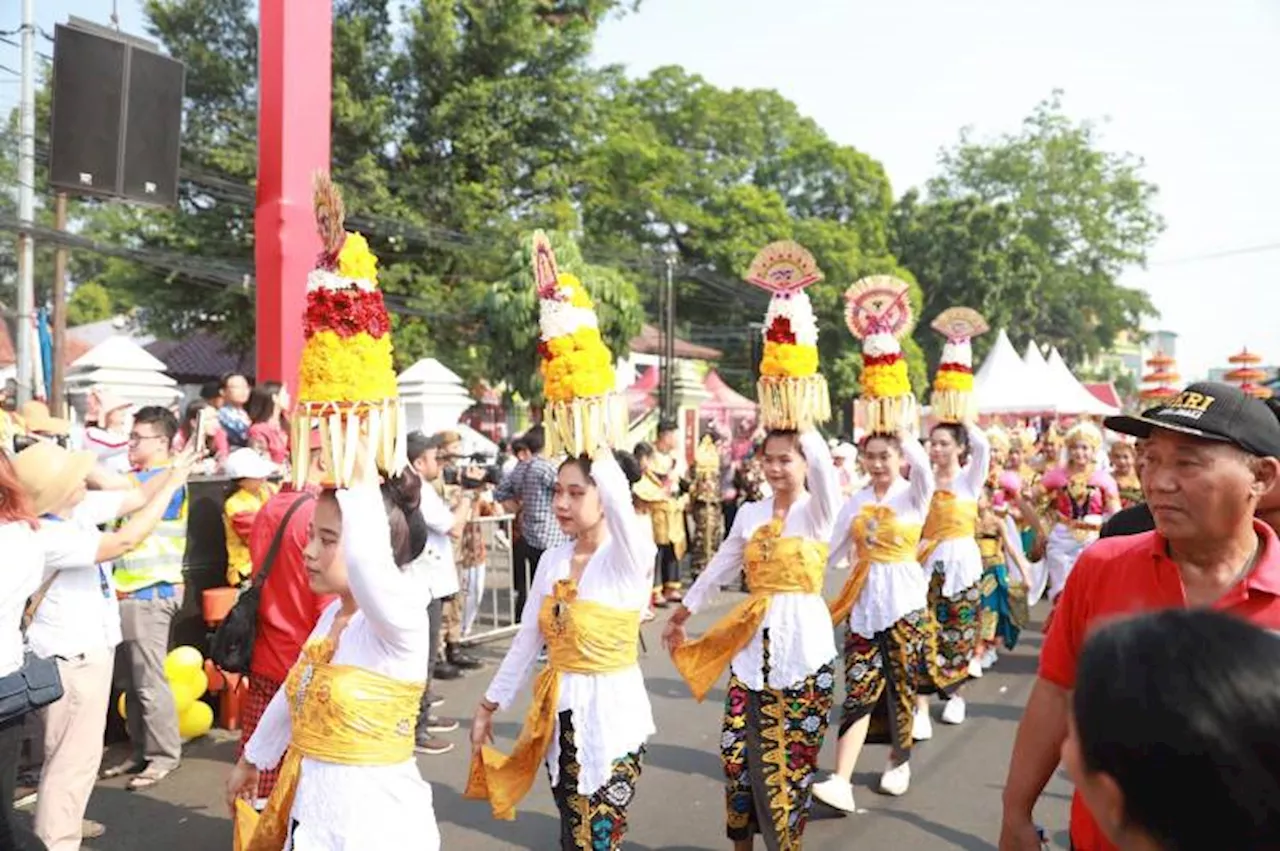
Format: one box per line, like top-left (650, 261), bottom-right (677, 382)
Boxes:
top-left (1000, 382), bottom-right (1280, 851)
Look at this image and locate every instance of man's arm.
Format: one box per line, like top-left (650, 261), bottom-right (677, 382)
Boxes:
top-left (999, 678), bottom-right (1070, 848)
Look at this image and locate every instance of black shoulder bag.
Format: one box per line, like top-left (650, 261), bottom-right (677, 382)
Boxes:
top-left (211, 493), bottom-right (315, 674)
top-left (0, 573), bottom-right (66, 725)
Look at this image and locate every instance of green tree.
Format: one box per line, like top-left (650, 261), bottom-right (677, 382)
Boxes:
top-left (906, 92), bottom-right (1164, 366)
top-left (483, 230), bottom-right (643, 401)
top-left (66, 281), bottom-right (116, 326)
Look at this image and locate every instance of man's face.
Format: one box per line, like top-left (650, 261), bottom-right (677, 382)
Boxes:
top-left (128, 421), bottom-right (171, 468)
top-left (224, 375), bottom-right (251, 407)
top-left (440, 441), bottom-right (463, 469)
top-left (1141, 431), bottom-right (1263, 542)
top-left (412, 447), bottom-right (440, 481)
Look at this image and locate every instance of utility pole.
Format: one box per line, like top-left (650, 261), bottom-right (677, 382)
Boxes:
top-left (15, 0), bottom-right (36, 404)
top-left (660, 257), bottom-right (676, 421)
top-left (50, 194), bottom-right (68, 416)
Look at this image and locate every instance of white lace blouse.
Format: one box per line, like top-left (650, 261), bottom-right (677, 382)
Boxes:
top-left (924, 423), bottom-right (991, 597)
top-left (244, 487), bottom-right (439, 851)
top-left (829, 437), bottom-right (936, 639)
top-left (483, 451), bottom-right (657, 797)
top-left (682, 431), bottom-right (840, 692)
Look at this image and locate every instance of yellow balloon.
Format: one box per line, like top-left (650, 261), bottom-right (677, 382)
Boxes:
top-left (116, 692), bottom-right (127, 720)
top-left (170, 678), bottom-right (197, 715)
top-left (164, 646), bottom-right (204, 680)
top-left (178, 700), bottom-right (214, 740)
top-left (182, 669), bottom-right (210, 699)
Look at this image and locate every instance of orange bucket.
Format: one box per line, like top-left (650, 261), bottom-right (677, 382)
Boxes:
top-left (202, 587), bottom-right (239, 625)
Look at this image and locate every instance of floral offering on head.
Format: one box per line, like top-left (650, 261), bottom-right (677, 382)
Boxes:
top-left (290, 173), bottom-right (406, 488)
top-left (744, 241), bottom-right (831, 430)
top-left (531, 231), bottom-right (624, 457)
top-left (845, 275), bottom-right (917, 435)
top-left (928, 307), bottom-right (988, 424)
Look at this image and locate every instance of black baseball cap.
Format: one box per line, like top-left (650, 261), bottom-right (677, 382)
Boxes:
top-left (1104, 381), bottom-right (1280, 458)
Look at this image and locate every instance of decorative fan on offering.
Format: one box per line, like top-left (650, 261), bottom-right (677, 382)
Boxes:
top-left (928, 307), bottom-right (988, 423)
top-left (845, 276), bottom-right (917, 435)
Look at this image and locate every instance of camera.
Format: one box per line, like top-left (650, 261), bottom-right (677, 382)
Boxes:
top-left (442, 453), bottom-right (500, 489)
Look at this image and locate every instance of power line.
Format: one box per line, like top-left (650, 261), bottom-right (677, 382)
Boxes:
top-left (1149, 242), bottom-right (1280, 267)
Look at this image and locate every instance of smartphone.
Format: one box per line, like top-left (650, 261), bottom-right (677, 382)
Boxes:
top-left (194, 407), bottom-right (214, 459)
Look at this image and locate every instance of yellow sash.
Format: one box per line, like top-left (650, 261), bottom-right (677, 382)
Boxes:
top-left (917, 491), bottom-right (979, 565)
top-left (671, 520), bottom-right (827, 701)
top-left (235, 639), bottom-right (424, 851)
top-left (978, 534), bottom-right (1003, 566)
top-left (828, 504), bottom-right (923, 625)
top-left (465, 579), bottom-right (640, 821)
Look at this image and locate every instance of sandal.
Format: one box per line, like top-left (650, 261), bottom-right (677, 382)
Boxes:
top-left (127, 767), bottom-right (173, 791)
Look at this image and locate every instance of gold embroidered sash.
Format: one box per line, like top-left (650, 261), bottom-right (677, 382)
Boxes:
top-left (236, 639), bottom-right (423, 851)
top-left (671, 520), bottom-right (827, 701)
top-left (465, 579), bottom-right (640, 821)
top-left (828, 504), bottom-right (923, 625)
top-left (917, 491), bottom-right (979, 566)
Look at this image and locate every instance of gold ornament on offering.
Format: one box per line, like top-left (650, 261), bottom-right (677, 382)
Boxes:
top-left (746, 241), bottom-right (831, 431)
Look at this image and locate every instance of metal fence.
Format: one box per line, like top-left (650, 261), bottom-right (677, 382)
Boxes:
top-left (456, 513), bottom-right (527, 645)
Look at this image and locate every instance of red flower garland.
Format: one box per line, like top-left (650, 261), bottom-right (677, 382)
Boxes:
top-left (765, 317), bottom-right (797, 345)
top-left (937, 362), bottom-right (973, 375)
top-left (304, 287), bottom-right (391, 339)
top-left (863, 352), bottom-right (903, 367)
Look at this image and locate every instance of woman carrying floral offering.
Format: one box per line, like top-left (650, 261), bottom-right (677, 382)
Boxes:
top-left (813, 275), bottom-right (936, 810)
top-left (1035, 421), bottom-right (1120, 602)
top-left (663, 242), bottom-right (840, 851)
top-left (227, 175), bottom-right (436, 851)
top-left (466, 233), bottom-right (653, 851)
top-left (916, 308), bottom-right (991, 726)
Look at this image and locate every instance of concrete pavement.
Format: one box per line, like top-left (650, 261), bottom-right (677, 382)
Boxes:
top-left (37, 588), bottom-right (1073, 850)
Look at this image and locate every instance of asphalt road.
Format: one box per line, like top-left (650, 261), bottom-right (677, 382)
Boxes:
top-left (28, 589), bottom-right (1074, 850)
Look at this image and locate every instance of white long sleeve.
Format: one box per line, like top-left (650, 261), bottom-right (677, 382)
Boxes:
top-left (799, 430), bottom-right (839, 540)
top-left (592, 451), bottom-right (657, 581)
top-left (484, 550), bottom-right (554, 710)
top-left (681, 510), bottom-right (748, 615)
top-left (243, 685), bottom-right (293, 771)
top-left (960, 423), bottom-right (991, 497)
top-left (827, 495), bottom-right (858, 571)
top-left (901, 437), bottom-right (936, 514)
top-left (336, 487), bottom-right (430, 655)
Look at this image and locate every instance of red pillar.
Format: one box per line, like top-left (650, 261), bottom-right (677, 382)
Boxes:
top-left (255, 0), bottom-right (332, 386)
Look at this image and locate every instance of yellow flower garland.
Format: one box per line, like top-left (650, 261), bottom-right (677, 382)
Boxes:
top-left (933, 369), bottom-right (974, 393)
top-left (336, 232), bottom-right (379, 284)
top-left (541, 325), bottom-right (614, 403)
top-left (760, 341), bottom-right (819, 379)
top-left (862, 359), bottom-right (911, 398)
top-left (298, 329), bottom-right (398, 403)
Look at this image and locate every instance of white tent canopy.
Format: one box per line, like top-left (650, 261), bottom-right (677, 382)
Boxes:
top-left (1045, 348), bottom-right (1119, 416)
top-left (973, 330), bottom-right (1056, 414)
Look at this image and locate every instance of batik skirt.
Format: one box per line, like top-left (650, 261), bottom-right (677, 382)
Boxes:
top-left (922, 569), bottom-right (982, 695)
top-left (979, 563), bottom-right (1029, 651)
top-left (550, 710), bottom-right (645, 851)
top-left (839, 608), bottom-right (938, 757)
top-left (722, 631), bottom-right (834, 851)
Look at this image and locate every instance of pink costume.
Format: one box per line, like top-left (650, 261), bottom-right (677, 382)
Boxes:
top-left (1040, 466), bottom-right (1117, 599)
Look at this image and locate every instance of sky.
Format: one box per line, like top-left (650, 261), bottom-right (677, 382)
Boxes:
top-left (4, 0), bottom-right (1279, 381)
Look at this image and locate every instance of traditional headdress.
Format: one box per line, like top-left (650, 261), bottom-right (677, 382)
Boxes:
top-left (1012, 425), bottom-right (1038, 451)
top-left (928, 307), bottom-right (988, 423)
top-left (986, 424), bottom-right (1011, 453)
top-left (1065, 421), bottom-right (1103, 451)
top-left (290, 174), bottom-right (404, 488)
top-left (746, 241), bottom-right (831, 430)
top-left (845, 275), bottom-right (916, 435)
top-left (694, 434), bottom-right (720, 474)
top-left (532, 231), bottom-right (624, 457)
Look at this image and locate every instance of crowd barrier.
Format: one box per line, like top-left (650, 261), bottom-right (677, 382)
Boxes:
top-left (456, 513), bottom-right (525, 645)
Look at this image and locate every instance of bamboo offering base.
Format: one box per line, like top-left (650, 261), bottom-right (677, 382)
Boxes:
top-left (544, 393), bottom-right (627, 459)
top-left (929, 389), bottom-right (975, 424)
top-left (289, 398), bottom-right (407, 489)
top-left (861, 394), bottom-right (918, 437)
top-left (757, 375), bottom-right (831, 431)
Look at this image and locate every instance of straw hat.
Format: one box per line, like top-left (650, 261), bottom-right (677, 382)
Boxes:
top-left (20, 401), bottom-right (71, 436)
top-left (14, 441), bottom-right (96, 516)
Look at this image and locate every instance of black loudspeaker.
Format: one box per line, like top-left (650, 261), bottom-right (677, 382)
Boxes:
top-left (49, 23), bottom-right (184, 207)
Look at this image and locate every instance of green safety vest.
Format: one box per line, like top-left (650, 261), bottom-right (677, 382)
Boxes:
top-left (113, 467), bottom-right (188, 593)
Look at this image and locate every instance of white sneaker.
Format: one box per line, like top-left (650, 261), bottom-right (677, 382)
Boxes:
top-left (879, 760), bottom-right (911, 796)
top-left (981, 647), bottom-right (999, 669)
top-left (967, 657), bottom-right (985, 679)
top-left (812, 775), bottom-right (857, 813)
top-left (912, 706), bottom-right (933, 741)
top-left (941, 695), bottom-right (967, 725)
